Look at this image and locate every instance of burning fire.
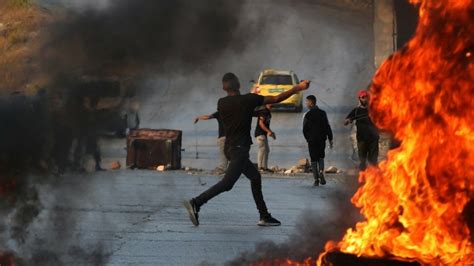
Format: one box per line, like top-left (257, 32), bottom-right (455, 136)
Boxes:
top-left (255, 0), bottom-right (473, 265)
top-left (319, 0), bottom-right (474, 265)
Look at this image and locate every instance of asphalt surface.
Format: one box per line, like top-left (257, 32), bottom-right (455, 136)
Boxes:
top-left (33, 169), bottom-right (359, 266)
top-left (20, 1), bottom-right (375, 264)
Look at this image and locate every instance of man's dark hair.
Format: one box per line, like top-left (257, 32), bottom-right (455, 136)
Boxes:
top-left (306, 95), bottom-right (316, 104)
top-left (222, 72), bottom-right (240, 91)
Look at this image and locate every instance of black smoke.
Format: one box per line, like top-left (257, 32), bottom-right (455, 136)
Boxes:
top-left (44, 0), bottom-right (264, 77)
top-left (1, 0), bottom-right (263, 264)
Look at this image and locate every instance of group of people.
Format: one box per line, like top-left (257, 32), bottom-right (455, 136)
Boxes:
top-left (302, 89), bottom-right (380, 185)
top-left (185, 72), bottom-right (379, 227)
top-left (194, 103), bottom-right (275, 174)
top-left (194, 85), bottom-right (379, 186)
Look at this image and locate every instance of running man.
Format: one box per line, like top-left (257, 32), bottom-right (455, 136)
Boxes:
top-left (185, 73), bottom-right (310, 226)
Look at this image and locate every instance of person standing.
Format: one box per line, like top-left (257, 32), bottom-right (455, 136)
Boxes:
top-left (254, 104), bottom-right (275, 172)
top-left (73, 96), bottom-right (105, 172)
top-left (303, 95), bottom-right (333, 186)
top-left (50, 92), bottom-right (74, 175)
top-left (344, 89), bottom-right (379, 170)
top-left (194, 112), bottom-right (228, 173)
top-left (184, 73), bottom-right (310, 226)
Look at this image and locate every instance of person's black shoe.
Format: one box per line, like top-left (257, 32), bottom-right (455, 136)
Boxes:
top-left (313, 178), bottom-right (319, 186)
top-left (319, 171), bottom-right (326, 185)
top-left (183, 199), bottom-right (199, 226)
top-left (258, 213), bottom-right (281, 226)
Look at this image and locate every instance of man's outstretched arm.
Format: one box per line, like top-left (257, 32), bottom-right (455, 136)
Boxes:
top-left (263, 80), bottom-right (310, 105)
top-left (194, 112), bottom-right (217, 124)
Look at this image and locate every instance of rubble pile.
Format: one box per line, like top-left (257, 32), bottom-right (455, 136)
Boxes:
top-left (110, 161), bottom-right (121, 170)
top-left (184, 166), bottom-right (204, 175)
top-left (269, 158), bottom-right (342, 176)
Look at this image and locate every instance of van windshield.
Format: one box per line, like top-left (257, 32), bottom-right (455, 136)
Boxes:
top-left (260, 75), bottom-right (293, 85)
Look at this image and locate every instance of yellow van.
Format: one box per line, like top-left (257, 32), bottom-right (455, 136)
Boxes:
top-left (251, 69), bottom-right (303, 112)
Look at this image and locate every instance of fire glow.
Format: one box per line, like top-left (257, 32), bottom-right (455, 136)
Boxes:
top-left (325, 0), bottom-right (474, 264)
top-left (256, 0), bottom-right (474, 265)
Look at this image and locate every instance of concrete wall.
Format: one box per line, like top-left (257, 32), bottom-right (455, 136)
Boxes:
top-left (138, 0), bottom-right (377, 170)
top-left (373, 0), bottom-right (395, 68)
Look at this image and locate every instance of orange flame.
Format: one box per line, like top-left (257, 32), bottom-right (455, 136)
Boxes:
top-left (319, 0), bottom-right (474, 265)
top-left (254, 0), bottom-right (473, 265)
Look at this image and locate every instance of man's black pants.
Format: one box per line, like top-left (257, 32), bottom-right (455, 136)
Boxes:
top-left (308, 141), bottom-right (326, 174)
top-left (194, 145), bottom-right (269, 216)
top-left (357, 139), bottom-right (379, 170)
top-left (308, 141), bottom-right (326, 162)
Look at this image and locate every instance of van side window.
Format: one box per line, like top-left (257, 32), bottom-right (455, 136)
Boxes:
top-left (293, 74), bottom-right (299, 83)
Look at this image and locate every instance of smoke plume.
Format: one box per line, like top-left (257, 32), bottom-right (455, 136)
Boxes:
top-left (42, 0), bottom-right (264, 77)
top-left (1, 0), bottom-right (264, 264)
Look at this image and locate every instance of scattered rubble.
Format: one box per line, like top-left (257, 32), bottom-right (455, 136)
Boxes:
top-left (297, 158), bottom-right (309, 167)
top-left (183, 166), bottom-right (204, 175)
top-left (277, 157), bottom-right (312, 175)
top-left (156, 164), bottom-right (172, 171)
top-left (268, 158), bottom-right (343, 176)
top-left (110, 161), bottom-right (121, 170)
top-left (325, 166), bottom-right (342, 174)
top-left (270, 166), bottom-right (286, 173)
top-left (176, 160), bottom-right (342, 176)
top-left (211, 167), bottom-right (226, 175)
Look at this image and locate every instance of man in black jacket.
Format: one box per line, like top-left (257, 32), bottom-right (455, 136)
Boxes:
top-left (303, 95), bottom-right (333, 186)
top-left (184, 73), bottom-right (310, 226)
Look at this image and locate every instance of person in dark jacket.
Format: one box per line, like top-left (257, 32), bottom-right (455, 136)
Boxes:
top-left (303, 95), bottom-right (333, 186)
top-left (72, 96), bottom-right (105, 172)
top-left (344, 89), bottom-right (379, 170)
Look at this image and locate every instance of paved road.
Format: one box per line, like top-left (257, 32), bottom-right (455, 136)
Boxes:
top-left (13, 1), bottom-right (374, 264)
top-left (27, 170), bottom-right (359, 265)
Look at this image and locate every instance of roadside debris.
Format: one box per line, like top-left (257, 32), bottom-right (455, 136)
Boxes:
top-left (110, 161), bottom-right (121, 170)
top-left (156, 164), bottom-right (172, 172)
top-left (279, 158), bottom-right (311, 175)
top-left (297, 158), bottom-right (309, 167)
top-left (212, 167), bottom-right (226, 175)
top-left (184, 166), bottom-right (204, 175)
top-left (175, 160), bottom-right (342, 176)
top-left (270, 166), bottom-right (285, 173)
top-left (268, 158), bottom-right (342, 176)
top-left (325, 166), bottom-right (342, 174)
